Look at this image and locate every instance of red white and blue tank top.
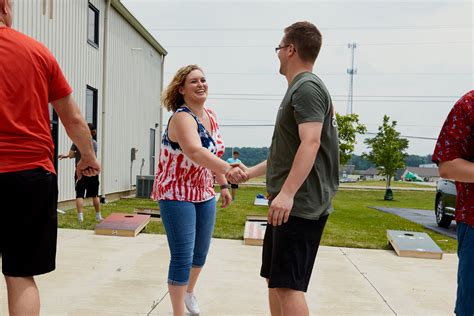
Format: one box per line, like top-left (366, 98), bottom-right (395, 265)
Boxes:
top-left (151, 105), bottom-right (225, 202)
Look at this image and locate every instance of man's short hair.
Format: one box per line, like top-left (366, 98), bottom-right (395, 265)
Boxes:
top-left (284, 21), bottom-right (322, 63)
top-left (87, 123), bottom-right (96, 131)
top-left (233, 151), bottom-right (239, 155)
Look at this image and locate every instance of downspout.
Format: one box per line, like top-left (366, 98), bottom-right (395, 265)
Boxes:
top-left (159, 55), bottom-right (165, 152)
top-left (100, 0), bottom-right (111, 199)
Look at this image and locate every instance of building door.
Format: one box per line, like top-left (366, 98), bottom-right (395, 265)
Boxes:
top-left (150, 128), bottom-right (156, 175)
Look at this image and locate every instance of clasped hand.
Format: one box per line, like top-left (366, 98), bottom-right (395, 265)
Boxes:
top-left (225, 163), bottom-right (249, 184)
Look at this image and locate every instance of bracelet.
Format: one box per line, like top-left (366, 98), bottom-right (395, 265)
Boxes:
top-left (220, 184), bottom-right (229, 190)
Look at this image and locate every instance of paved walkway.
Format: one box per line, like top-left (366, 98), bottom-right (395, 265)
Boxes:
top-left (1, 229), bottom-right (457, 315)
top-left (372, 207), bottom-right (457, 239)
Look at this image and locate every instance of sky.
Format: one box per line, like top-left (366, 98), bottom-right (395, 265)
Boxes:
top-left (122, 0), bottom-right (473, 155)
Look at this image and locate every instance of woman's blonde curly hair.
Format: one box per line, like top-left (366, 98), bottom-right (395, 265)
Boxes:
top-left (161, 65), bottom-right (204, 112)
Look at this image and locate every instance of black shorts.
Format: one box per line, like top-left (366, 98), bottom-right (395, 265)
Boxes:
top-left (0, 168), bottom-right (58, 276)
top-left (260, 214), bottom-right (328, 292)
top-left (230, 183), bottom-right (239, 189)
top-left (75, 174), bottom-right (99, 199)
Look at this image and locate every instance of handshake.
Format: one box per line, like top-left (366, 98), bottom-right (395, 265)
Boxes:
top-left (225, 163), bottom-right (250, 184)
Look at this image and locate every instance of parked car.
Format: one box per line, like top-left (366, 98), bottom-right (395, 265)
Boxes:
top-left (340, 177), bottom-right (357, 183)
top-left (435, 179), bottom-right (457, 228)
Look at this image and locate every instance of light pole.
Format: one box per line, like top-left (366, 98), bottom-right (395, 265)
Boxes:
top-left (346, 42), bottom-right (357, 115)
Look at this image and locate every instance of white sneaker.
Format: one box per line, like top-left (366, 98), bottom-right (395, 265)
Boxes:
top-left (184, 291), bottom-right (200, 314)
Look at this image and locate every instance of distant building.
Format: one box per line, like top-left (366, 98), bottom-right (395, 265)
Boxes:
top-left (13, 0), bottom-right (167, 203)
top-left (401, 166), bottom-right (440, 182)
top-left (395, 168), bottom-right (405, 181)
top-left (361, 167), bottom-right (385, 181)
top-left (419, 163), bottom-right (437, 168)
top-left (340, 164), bottom-right (355, 178)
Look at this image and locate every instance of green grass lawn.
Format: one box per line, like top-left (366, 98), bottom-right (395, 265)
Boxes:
top-left (244, 178), bottom-right (434, 188)
top-left (245, 175), bottom-right (266, 184)
top-left (59, 186), bottom-right (457, 252)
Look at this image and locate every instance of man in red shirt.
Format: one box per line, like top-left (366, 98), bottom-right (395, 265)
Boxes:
top-left (0, 0), bottom-right (101, 314)
top-left (432, 90), bottom-right (474, 316)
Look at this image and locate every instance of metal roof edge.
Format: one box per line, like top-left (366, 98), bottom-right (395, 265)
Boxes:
top-left (111, 0), bottom-right (168, 56)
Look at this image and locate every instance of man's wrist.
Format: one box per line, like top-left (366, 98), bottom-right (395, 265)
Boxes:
top-left (279, 187), bottom-right (296, 198)
top-left (220, 184), bottom-right (229, 190)
top-left (81, 153), bottom-right (95, 160)
top-left (247, 166), bottom-right (254, 179)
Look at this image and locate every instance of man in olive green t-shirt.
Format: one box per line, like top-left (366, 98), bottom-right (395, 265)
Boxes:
top-left (227, 21), bottom-right (339, 315)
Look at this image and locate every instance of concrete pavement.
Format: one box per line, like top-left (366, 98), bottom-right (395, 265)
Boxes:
top-left (0, 229), bottom-right (457, 315)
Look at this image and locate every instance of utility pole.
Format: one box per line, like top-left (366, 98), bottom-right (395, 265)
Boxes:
top-left (346, 42), bottom-right (357, 115)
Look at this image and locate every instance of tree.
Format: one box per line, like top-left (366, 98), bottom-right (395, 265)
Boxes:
top-left (405, 154), bottom-right (432, 167)
top-left (348, 154), bottom-right (375, 171)
top-left (363, 115), bottom-right (409, 190)
top-left (221, 147), bottom-right (269, 167)
top-left (336, 113), bottom-right (367, 166)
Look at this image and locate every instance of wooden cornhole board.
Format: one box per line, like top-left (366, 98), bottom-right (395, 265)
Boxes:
top-left (95, 213), bottom-right (150, 237)
top-left (134, 207), bottom-right (161, 222)
top-left (387, 230), bottom-right (443, 259)
top-left (254, 197), bottom-right (269, 206)
top-left (246, 215), bottom-right (267, 222)
top-left (244, 215), bottom-right (268, 246)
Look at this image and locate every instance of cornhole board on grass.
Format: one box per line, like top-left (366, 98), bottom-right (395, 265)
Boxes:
top-left (244, 215), bottom-right (268, 246)
top-left (134, 208), bottom-right (161, 222)
top-left (246, 215), bottom-right (267, 222)
top-left (254, 198), bottom-right (269, 206)
top-left (95, 213), bottom-right (150, 237)
top-left (387, 230), bottom-right (443, 259)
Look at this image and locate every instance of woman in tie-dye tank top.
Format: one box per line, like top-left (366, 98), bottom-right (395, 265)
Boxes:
top-left (151, 65), bottom-right (245, 315)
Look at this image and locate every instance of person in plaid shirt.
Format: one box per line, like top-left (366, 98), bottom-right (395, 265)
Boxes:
top-left (432, 90), bottom-right (474, 316)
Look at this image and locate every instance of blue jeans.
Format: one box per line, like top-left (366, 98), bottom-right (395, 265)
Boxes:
top-left (159, 198), bottom-right (216, 286)
top-left (455, 222), bottom-right (474, 316)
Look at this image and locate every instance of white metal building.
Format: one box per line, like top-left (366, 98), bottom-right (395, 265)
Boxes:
top-left (12, 0), bottom-right (167, 203)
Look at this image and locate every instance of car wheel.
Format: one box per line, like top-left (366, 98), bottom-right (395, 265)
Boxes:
top-left (435, 198), bottom-right (452, 228)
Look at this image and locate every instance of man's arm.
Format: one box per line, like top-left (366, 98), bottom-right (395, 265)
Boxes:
top-left (248, 160), bottom-right (267, 178)
top-left (439, 159), bottom-right (474, 183)
top-left (268, 121), bottom-right (322, 226)
top-left (433, 92), bottom-right (474, 183)
top-left (58, 149), bottom-right (75, 160)
top-left (51, 94), bottom-right (100, 176)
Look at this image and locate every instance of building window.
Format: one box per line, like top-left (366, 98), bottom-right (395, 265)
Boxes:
top-left (86, 85), bottom-right (98, 132)
top-left (87, 3), bottom-right (99, 47)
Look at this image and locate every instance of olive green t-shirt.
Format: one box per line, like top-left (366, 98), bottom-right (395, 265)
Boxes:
top-left (266, 72), bottom-right (339, 220)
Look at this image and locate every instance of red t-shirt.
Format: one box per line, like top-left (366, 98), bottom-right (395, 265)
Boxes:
top-left (432, 90), bottom-right (474, 226)
top-left (0, 26), bottom-right (72, 174)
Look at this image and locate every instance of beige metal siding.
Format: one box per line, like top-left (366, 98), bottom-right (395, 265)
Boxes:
top-left (12, 0), bottom-right (163, 202)
top-left (104, 8), bottom-right (162, 194)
